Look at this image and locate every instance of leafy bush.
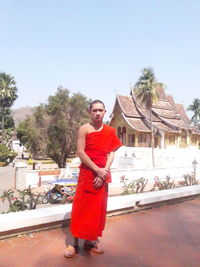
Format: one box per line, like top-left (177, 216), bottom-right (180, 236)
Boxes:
top-left (177, 174), bottom-right (199, 187)
top-left (0, 187), bottom-right (42, 213)
top-left (151, 176), bottom-right (176, 191)
top-left (0, 144), bottom-right (10, 161)
top-left (0, 144), bottom-right (11, 162)
top-left (0, 144), bottom-right (17, 163)
top-left (120, 173), bottom-right (199, 195)
top-left (120, 175), bottom-right (148, 194)
top-left (0, 185), bottom-right (77, 213)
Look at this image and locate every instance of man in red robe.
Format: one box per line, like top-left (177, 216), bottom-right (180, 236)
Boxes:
top-left (64, 100), bottom-right (122, 257)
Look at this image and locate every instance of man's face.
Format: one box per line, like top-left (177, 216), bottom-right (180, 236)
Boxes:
top-left (89, 103), bottom-right (106, 122)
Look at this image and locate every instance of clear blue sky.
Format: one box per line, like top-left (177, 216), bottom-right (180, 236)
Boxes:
top-left (0, 0), bottom-right (200, 120)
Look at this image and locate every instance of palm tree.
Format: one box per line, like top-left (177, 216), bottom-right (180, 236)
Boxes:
top-left (0, 72), bottom-right (17, 143)
top-left (134, 67), bottom-right (164, 167)
top-left (187, 98), bottom-right (200, 126)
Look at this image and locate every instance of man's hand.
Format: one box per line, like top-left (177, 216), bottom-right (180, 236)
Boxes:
top-left (96, 168), bottom-right (109, 179)
top-left (93, 167), bottom-right (110, 189)
top-left (93, 176), bottom-right (105, 189)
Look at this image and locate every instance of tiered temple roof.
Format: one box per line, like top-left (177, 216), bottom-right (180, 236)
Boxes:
top-left (111, 87), bottom-right (200, 135)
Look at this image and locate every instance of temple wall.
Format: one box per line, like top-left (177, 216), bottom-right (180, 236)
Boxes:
top-left (113, 146), bottom-right (200, 169)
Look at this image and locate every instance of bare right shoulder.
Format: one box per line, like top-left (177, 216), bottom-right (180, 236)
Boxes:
top-left (78, 123), bottom-right (90, 135)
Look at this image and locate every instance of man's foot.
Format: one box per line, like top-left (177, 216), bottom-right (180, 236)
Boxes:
top-left (63, 245), bottom-right (76, 258)
top-left (83, 241), bottom-right (104, 254)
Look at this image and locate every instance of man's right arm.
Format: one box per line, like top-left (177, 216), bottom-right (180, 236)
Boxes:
top-left (77, 125), bottom-right (108, 178)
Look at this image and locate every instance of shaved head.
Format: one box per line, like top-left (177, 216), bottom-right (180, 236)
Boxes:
top-left (89, 100), bottom-right (105, 111)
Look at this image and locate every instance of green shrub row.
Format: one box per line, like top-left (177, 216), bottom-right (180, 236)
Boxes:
top-left (0, 144), bottom-right (17, 164)
top-left (120, 173), bottom-right (199, 194)
top-left (27, 160), bottom-right (56, 165)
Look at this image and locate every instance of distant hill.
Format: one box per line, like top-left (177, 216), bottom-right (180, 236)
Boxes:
top-left (12, 106), bottom-right (34, 126)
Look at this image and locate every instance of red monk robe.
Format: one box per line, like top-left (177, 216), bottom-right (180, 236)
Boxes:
top-left (70, 124), bottom-right (122, 240)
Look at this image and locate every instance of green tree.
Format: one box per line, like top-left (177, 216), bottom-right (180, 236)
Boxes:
top-left (0, 72), bottom-right (18, 143)
top-left (17, 117), bottom-right (38, 154)
top-left (133, 67), bottom-right (164, 167)
top-left (17, 86), bottom-right (90, 167)
top-left (0, 108), bottom-right (14, 129)
top-left (187, 98), bottom-right (200, 126)
top-left (0, 108), bottom-right (15, 145)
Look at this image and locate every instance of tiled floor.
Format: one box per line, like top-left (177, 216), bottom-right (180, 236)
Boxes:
top-left (1, 199), bottom-right (200, 267)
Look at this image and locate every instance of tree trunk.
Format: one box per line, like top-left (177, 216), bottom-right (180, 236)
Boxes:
top-left (53, 156), bottom-right (67, 169)
top-left (61, 155), bottom-right (67, 168)
top-left (58, 162), bottom-right (66, 168)
top-left (150, 108), bottom-right (155, 167)
top-left (1, 106), bottom-right (5, 143)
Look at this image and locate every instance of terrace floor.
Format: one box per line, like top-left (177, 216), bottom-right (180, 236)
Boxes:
top-left (0, 198), bottom-right (200, 267)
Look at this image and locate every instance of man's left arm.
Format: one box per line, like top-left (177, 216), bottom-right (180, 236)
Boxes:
top-left (105, 151), bottom-right (115, 170)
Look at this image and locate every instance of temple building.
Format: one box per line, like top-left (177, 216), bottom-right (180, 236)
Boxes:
top-left (109, 87), bottom-right (200, 148)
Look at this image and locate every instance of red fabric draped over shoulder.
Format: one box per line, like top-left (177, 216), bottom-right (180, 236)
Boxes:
top-left (85, 124), bottom-right (122, 154)
top-left (70, 124), bottom-right (122, 240)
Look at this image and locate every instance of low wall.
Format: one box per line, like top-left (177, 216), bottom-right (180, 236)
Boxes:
top-left (15, 164), bottom-right (199, 192)
top-left (111, 166), bottom-right (199, 186)
top-left (1, 185), bottom-right (200, 236)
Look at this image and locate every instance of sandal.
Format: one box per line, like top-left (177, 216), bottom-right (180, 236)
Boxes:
top-left (84, 241), bottom-right (104, 254)
top-left (63, 245), bottom-right (76, 258)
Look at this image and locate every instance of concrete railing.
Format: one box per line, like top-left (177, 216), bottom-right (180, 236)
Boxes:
top-left (1, 185), bottom-right (200, 237)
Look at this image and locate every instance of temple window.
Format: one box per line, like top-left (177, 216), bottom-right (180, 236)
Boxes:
top-left (138, 133), bottom-right (147, 143)
top-left (138, 133), bottom-right (151, 147)
top-left (117, 127), bottom-right (121, 138)
top-left (128, 134), bottom-right (135, 146)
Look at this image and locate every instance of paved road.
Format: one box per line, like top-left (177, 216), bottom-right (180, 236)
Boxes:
top-left (0, 152), bottom-right (26, 191)
top-left (0, 164), bottom-right (15, 193)
top-left (0, 153), bottom-right (26, 213)
top-left (0, 153), bottom-right (29, 194)
top-left (0, 158), bottom-right (59, 213)
top-left (0, 164), bottom-right (16, 213)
